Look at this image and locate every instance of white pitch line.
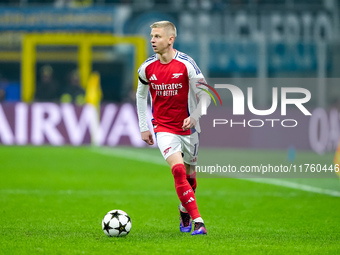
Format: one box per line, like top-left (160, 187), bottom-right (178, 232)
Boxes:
top-left (242, 178), bottom-right (340, 197)
top-left (91, 147), bottom-right (340, 197)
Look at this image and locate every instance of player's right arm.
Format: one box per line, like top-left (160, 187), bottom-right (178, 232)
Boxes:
top-left (136, 69), bottom-right (154, 145)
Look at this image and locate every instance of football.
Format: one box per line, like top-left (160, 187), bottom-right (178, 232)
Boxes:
top-left (102, 210), bottom-right (132, 237)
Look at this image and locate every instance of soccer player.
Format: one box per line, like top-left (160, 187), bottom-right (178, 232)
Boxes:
top-left (136, 21), bottom-right (211, 235)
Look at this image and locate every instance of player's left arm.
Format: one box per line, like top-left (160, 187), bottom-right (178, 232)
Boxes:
top-left (191, 77), bottom-right (211, 120)
top-left (182, 76), bottom-right (211, 131)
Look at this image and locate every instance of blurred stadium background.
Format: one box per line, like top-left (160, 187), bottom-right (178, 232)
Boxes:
top-left (0, 0), bottom-right (339, 155)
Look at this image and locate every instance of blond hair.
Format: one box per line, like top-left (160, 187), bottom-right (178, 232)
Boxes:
top-left (150, 21), bottom-right (177, 38)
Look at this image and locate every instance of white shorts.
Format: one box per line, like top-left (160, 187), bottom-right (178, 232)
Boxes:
top-left (156, 132), bottom-right (199, 165)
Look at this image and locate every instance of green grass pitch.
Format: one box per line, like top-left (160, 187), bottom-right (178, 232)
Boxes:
top-left (0, 146), bottom-right (339, 254)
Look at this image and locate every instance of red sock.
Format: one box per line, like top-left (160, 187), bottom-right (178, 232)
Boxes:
top-left (186, 172), bottom-right (197, 193)
top-left (172, 164), bottom-right (200, 219)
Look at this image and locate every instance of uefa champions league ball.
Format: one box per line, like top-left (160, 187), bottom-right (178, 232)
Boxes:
top-left (102, 210), bottom-right (132, 237)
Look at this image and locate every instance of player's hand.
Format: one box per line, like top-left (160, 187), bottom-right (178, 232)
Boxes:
top-left (182, 117), bottom-right (197, 131)
top-left (141, 130), bottom-right (154, 145)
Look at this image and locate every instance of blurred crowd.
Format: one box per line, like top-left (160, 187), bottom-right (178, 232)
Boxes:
top-left (35, 65), bottom-right (85, 104)
top-left (0, 0), bottom-right (337, 105)
top-left (0, 0), bottom-right (326, 8)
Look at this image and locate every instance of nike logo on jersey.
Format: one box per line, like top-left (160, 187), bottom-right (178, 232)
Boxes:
top-left (171, 73), bottom-right (183, 79)
top-left (149, 74), bottom-right (157, 81)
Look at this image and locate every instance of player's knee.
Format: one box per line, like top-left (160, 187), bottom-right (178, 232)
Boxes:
top-left (171, 164), bottom-right (186, 180)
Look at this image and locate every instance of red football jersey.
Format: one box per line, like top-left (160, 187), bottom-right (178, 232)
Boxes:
top-left (137, 50), bottom-right (205, 135)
